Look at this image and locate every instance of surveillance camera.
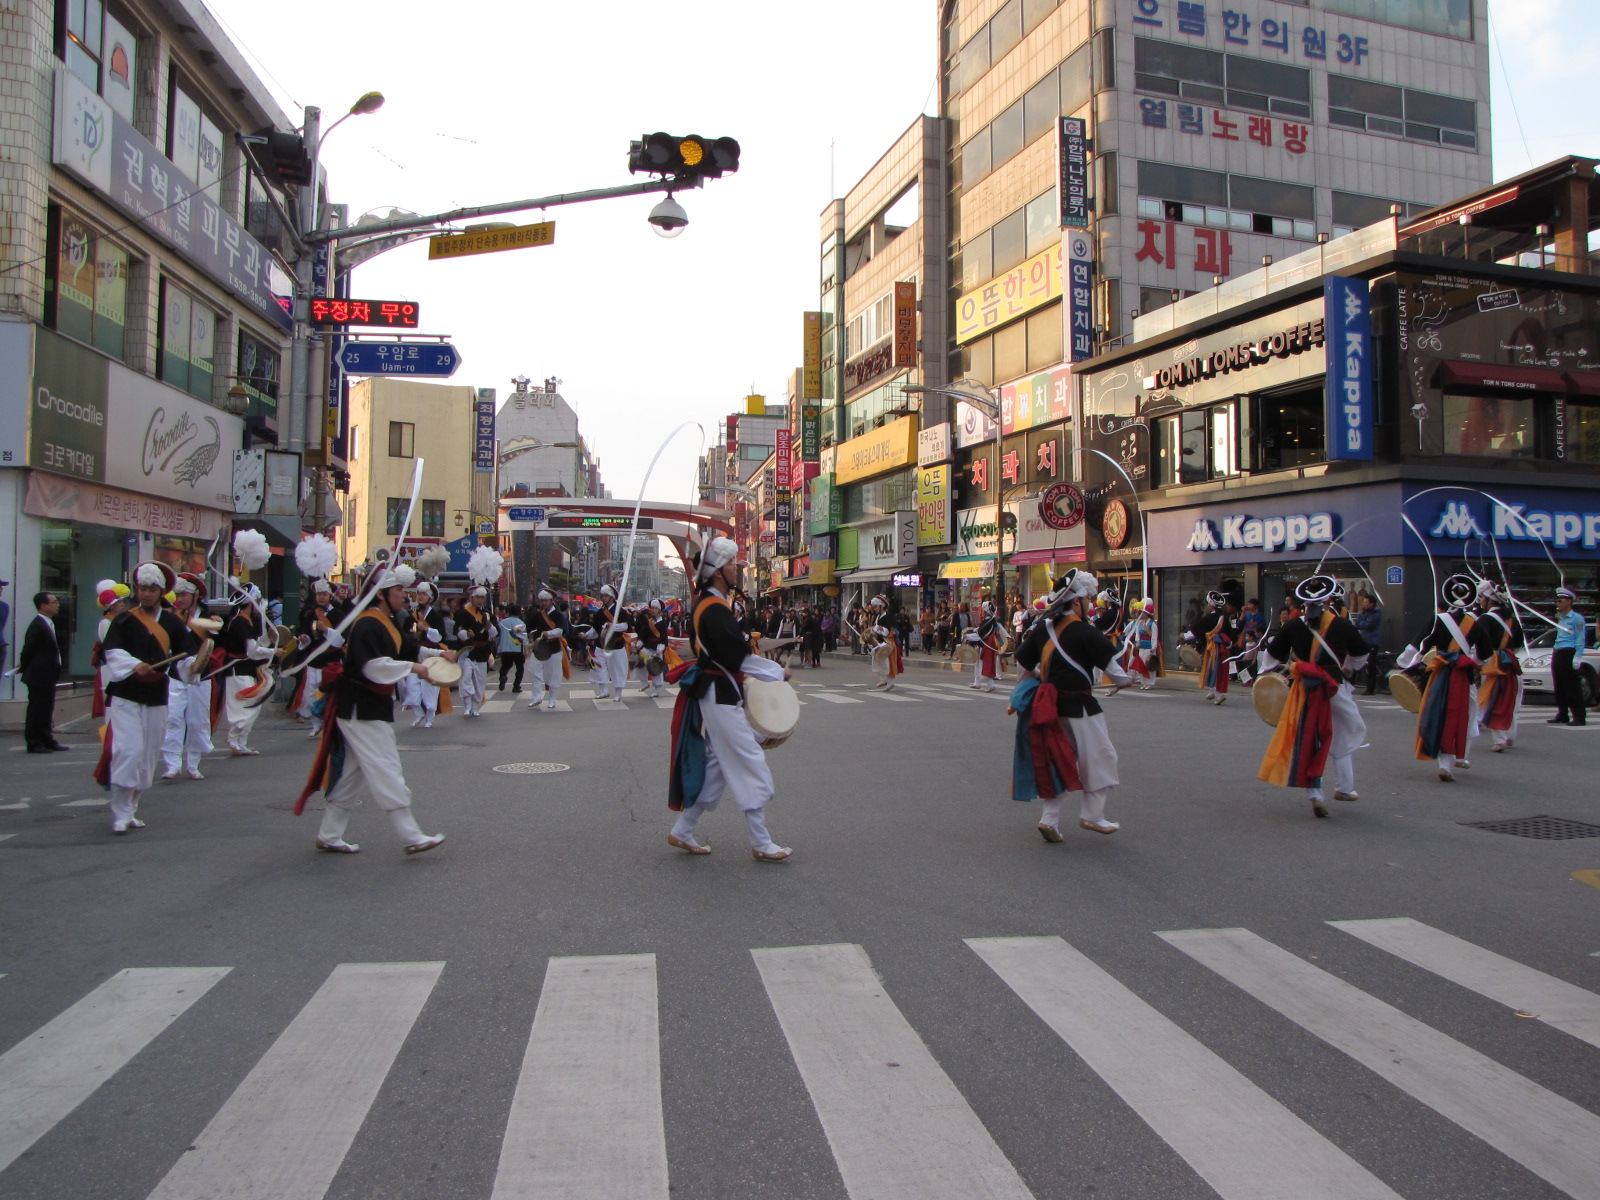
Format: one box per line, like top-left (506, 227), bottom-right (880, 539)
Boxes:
top-left (648, 195), bottom-right (688, 238)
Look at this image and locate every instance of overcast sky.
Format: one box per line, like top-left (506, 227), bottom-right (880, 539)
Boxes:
top-left (208, 0), bottom-right (1595, 517)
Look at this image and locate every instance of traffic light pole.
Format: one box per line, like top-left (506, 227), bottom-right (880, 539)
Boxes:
top-left (304, 177), bottom-right (696, 246)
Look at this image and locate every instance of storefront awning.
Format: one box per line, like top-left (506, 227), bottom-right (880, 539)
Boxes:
top-left (834, 568), bottom-right (903, 584)
top-left (1439, 360), bottom-right (1568, 393)
top-left (1565, 370), bottom-right (1600, 396)
top-left (938, 555), bottom-right (996, 579)
top-left (1006, 547), bottom-right (1087, 567)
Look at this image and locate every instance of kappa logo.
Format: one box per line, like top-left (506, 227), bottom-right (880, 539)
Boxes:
top-left (1429, 501), bottom-right (1488, 540)
top-left (1186, 520), bottom-right (1221, 552)
top-left (1185, 512), bottom-right (1336, 554)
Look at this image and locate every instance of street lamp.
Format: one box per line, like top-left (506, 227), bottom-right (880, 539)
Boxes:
top-left (905, 379), bottom-right (1009, 625)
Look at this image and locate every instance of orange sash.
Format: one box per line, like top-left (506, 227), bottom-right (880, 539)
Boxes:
top-left (129, 606), bottom-right (172, 657)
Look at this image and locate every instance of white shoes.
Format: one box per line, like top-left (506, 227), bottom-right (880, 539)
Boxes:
top-left (187, 768), bottom-right (204, 781)
top-left (161, 769), bottom-right (179, 781)
top-left (412, 716), bottom-right (425, 728)
top-left (111, 817), bottom-right (146, 835)
top-left (316, 838), bottom-right (360, 853)
top-left (403, 834), bottom-right (445, 856)
top-left (545, 699), bottom-right (557, 710)
top-left (423, 717), bottom-right (433, 729)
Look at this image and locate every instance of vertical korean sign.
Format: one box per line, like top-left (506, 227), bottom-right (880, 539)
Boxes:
top-left (1066, 228), bottom-right (1095, 362)
top-left (474, 387), bottom-right (496, 472)
top-left (775, 429), bottom-right (792, 491)
top-left (1058, 117), bottom-right (1089, 229)
top-left (801, 404), bottom-right (822, 462)
top-left (1324, 276), bottom-right (1373, 461)
top-left (892, 281), bottom-right (917, 367)
top-left (802, 312), bottom-right (822, 398)
top-left (916, 465), bottom-right (951, 547)
top-left (774, 429), bottom-right (793, 556)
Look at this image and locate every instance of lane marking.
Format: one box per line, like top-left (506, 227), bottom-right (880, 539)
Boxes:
top-left (492, 954), bottom-right (667, 1199)
top-left (0, 967), bottom-right (231, 1175)
top-left (479, 700), bottom-right (517, 714)
top-left (653, 698), bottom-right (677, 711)
top-left (59, 799), bottom-right (107, 807)
top-left (752, 943), bottom-right (1033, 1200)
top-left (1160, 927), bottom-right (1600, 1200)
top-left (1330, 918), bottom-right (1600, 1052)
top-left (809, 692), bottom-right (864, 705)
top-left (146, 962), bottom-right (443, 1200)
top-left (529, 701), bottom-right (574, 713)
top-left (862, 691), bottom-right (921, 702)
top-left (969, 936), bottom-right (1401, 1200)
top-left (592, 700), bottom-right (630, 714)
top-left (1574, 870), bottom-right (1600, 892)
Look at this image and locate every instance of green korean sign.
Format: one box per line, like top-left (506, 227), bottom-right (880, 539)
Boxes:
top-left (31, 328), bottom-right (109, 482)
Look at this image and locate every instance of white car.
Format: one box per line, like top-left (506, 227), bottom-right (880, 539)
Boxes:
top-left (1517, 620), bottom-right (1600, 709)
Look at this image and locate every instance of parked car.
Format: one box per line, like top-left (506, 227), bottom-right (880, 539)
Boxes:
top-left (1517, 620), bottom-right (1600, 709)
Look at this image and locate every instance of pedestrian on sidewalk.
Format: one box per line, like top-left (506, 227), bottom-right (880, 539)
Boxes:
top-left (1352, 593), bottom-right (1383, 694)
top-left (19, 591), bottom-right (64, 753)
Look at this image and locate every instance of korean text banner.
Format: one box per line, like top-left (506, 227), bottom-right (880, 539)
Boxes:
top-left (956, 242), bottom-right (1062, 344)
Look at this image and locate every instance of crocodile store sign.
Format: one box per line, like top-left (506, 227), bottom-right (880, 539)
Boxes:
top-left (31, 328), bottom-right (244, 509)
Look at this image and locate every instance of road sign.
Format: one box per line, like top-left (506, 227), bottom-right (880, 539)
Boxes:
top-left (310, 298), bottom-right (419, 327)
top-left (506, 506), bottom-right (548, 523)
top-left (339, 342), bottom-right (460, 377)
top-left (428, 222), bottom-right (555, 260)
top-left (477, 519), bottom-right (496, 536)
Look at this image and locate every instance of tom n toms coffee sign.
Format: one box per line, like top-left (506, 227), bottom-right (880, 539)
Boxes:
top-left (1185, 510), bottom-right (1337, 553)
top-left (1142, 318), bottom-right (1325, 391)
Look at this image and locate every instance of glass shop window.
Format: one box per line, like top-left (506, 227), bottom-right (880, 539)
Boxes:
top-left (1442, 394), bottom-right (1536, 458)
top-left (1254, 386), bottom-right (1325, 471)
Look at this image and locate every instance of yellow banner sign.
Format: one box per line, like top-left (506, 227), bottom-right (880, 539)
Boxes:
top-left (955, 241), bottom-right (1062, 344)
top-left (802, 312), bottom-right (822, 399)
top-left (834, 415), bottom-right (918, 486)
top-left (428, 222), bottom-right (555, 260)
top-left (938, 557), bottom-right (995, 579)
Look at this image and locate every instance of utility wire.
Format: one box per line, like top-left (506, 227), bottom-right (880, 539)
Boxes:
top-left (1487, 9), bottom-right (1534, 172)
top-left (206, 3), bottom-right (303, 115)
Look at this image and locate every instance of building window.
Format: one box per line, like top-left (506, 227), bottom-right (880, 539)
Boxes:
top-left (1323, 0), bottom-right (1472, 41)
top-left (1442, 394), bottom-right (1536, 458)
top-left (237, 330), bottom-right (280, 420)
top-left (350, 425), bottom-right (360, 460)
top-left (44, 206), bottom-right (128, 359)
top-left (1134, 38), bottom-right (1312, 119)
top-left (157, 278), bottom-right (216, 400)
top-left (961, 300), bottom-right (1064, 386)
top-left (421, 498), bottom-right (445, 537)
top-left (1567, 403), bottom-right (1600, 465)
top-left (386, 497), bottom-right (410, 536)
top-left (1155, 402), bottom-right (1240, 486)
top-left (389, 421), bottom-right (415, 458)
top-left (1328, 76), bottom-right (1477, 150)
top-left (1137, 161), bottom-right (1316, 240)
top-left (1253, 387), bottom-right (1324, 472)
top-left (957, 41), bottom-right (1091, 195)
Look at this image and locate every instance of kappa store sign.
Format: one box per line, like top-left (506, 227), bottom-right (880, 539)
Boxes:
top-left (1185, 510), bottom-right (1337, 554)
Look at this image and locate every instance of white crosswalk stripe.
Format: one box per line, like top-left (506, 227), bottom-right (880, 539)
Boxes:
top-left (752, 942), bottom-right (1034, 1200)
top-left (809, 691), bottom-right (864, 704)
top-left (1160, 927), bottom-right (1600, 1200)
top-left (493, 954), bottom-right (668, 1199)
top-left (1329, 917), bottom-right (1600, 1051)
top-left (146, 961), bottom-right (443, 1200)
top-left (969, 936), bottom-right (1401, 1200)
top-left (3, 923), bottom-right (1597, 1197)
top-left (891, 684), bottom-right (964, 700)
top-left (0, 967), bottom-right (231, 1175)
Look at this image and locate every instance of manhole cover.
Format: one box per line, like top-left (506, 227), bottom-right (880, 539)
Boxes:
top-left (1459, 815), bottom-right (1600, 840)
top-left (492, 763), bottom-right (571, 775)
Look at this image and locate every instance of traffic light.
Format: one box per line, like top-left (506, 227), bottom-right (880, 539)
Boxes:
top-left (628, 133), bottom-right (740, 183)
top-left (252, 128), bottom-right (313, 187)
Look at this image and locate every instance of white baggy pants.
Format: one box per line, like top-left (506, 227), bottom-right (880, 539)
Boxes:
top-left (1308, 681), bottom-right (1366, 800)
top-left (317, 717), bottom-right (428, 844)
top-left (295, 665), bottom-right (322, 722)
top-left (459, 659), bottom-right (488, 715)
top-left (1492, 678), bottom-right (1521, 746)
top-left (109, 697), bottom-right (167, 823)
top-left (533, 652), bottom-right (563, 701)
top-left (162, 675), bottom-right (213, 772)
top-left (973, 658), bottom-right (996, 690)
top-left (224, 675), bottom-right (264, 750)
top-left (603, 648), bottom-right (629, 699)
top-left (1037, 710), bottom-right (1120, 829)
top-left (669, 696), bottom-right (777, 850)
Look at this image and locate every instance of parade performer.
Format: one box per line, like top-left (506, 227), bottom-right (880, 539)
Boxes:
top-left (966, 600), bottom-right (1003, 692)
top-left (161, 573), bottom-right (214, 780)
top-left (1011, 570), bottom-right (1131, 842)
top-left (296, 565), bottom-right (450, 855)
top-left (452, 586), bottom-right (497, 717)
top-left (1117, 599), bottom-right (1159, 690)
top-left (1475, 580), bottom-right (1525, 752)
top-left (526, 588), bottom-right (570, 710)
top-left (213, 585), bottom-right (274, 756)
top-left (1413, 574), bottom-right (1494, 782)
top-left (666, 537), bottom-right (793, 861)
top-left (599, 585), bottom-right (633, 702)
top-left (1189, 590), bottom-right (1238, 704)
top-left (867, 595), bottom-right (902, 691)
top-left (401, 582), bottom-right (449, 727)
top-left (292, 579), bottom-right (343, 737)
top-left (637, 599), bottom-right (669, 698)
top-left (95, 562), bottom-right (198, 834)
top-left (90, 579), bottom-right (130, 720)
top-left (1257, 577), bottom-right (1369, 818)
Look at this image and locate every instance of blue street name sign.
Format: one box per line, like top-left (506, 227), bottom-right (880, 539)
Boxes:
top-left (339, 342), bottom-right (461, 377)
top-left (506, 506), bottom-right (548, 523)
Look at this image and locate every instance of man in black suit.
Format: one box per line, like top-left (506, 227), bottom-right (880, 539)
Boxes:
top-left (19, 591), bottom-right (65, 753)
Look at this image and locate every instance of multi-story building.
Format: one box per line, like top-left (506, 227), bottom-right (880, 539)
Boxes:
top-left (1075, 158), bottom-right (1600, 660)
top-left (938, 0), bottom-right (1493, 605)
top-left (343, 378), bottom-right (483, 588)
top-left (625, 535), bottom-right (660, 604)
top-left (496, 379), bottom-right (601, 601)
top-left (1, 0), bottom-right (302, 675)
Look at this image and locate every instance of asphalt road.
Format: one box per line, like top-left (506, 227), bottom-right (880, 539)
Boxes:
top-left (1, 661), bottom-right (1597, 1200)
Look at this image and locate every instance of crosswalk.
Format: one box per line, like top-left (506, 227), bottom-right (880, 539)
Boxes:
top-left (2, 918), bottom-right (1596, 1198)
top-left (464, 679), bottom-right (1012, 716)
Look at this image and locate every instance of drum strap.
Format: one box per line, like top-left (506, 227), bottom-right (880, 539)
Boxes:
top-left (691, 594), bottom-right (744, 705)
top-left (1437, 612), bottom-right (1479, 664)
top-left (1043, 615), bottom-right (1094, 688)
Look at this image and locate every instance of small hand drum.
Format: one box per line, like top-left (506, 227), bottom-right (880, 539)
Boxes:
top-left (423, 656), bottom-right (462, 687)
top-left (1388, 670), bottom-right (1424, 714)
top-left (956, 643), bottom-right (980, 665)
top-left (1178, 644), bottom-right (1203, 670)
top-left (1253, 670), bottom-right (1290, 726)
top-left (745, 679), bottom-right (799, 749)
